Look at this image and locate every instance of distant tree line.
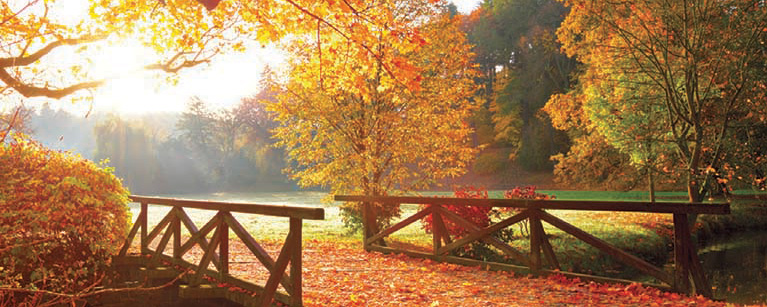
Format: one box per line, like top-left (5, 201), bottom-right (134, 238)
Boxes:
top-left (8, 82), bottom-right (292, 195)
top-left (93, 97), bottom-right (291, 194)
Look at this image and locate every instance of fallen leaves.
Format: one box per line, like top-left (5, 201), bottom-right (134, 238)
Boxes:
top-left (133, 234), bottom-right (745, 306)
top-left (293, 240), bottom-right (733, 306)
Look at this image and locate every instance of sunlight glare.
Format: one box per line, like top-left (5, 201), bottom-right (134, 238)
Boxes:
top-left (91, 42), bottom-right (286, 115)
top-left (89, 40), bottom-right (156, 80)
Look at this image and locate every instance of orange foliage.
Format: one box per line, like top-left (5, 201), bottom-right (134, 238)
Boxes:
top-left (0, 134), bottom-right (131, 294)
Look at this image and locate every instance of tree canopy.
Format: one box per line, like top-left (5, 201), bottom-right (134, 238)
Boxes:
top-left (268, 2), bottom-right (479, 228)
top-left (1, 0), bottom-right (435, 103)
top-left (546, 0), bottom-right (767, 200)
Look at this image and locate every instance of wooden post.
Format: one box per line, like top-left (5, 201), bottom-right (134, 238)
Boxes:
top-left (290, 217), bottom-right (303, 307)
top-left (261, 227), bottom-right (297, 307)
top-left (173, 209), bottom-right (181, 259)
top-left (433, 206), bottom-right (452, 246)
top-left (140, 202), bottom-right (148, 254)
top-left (673, 213), bottom-right (691, 294)
top-left (361, 201), bottom-right (371, 250)
top-left (219, 215), bottom-right (229, 278)
top-left (531, 211), bottom-right (559, 270)
top-left (363, 201), bottom-right (385, 248)
top-left (529, 209), bottom-right (542, 273)
top-left (432, 205), bottom-right (443, 254)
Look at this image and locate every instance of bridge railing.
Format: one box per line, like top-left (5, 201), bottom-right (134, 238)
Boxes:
top-left (118, 195), bottom-right (325, 307)
top-left (335, 195), bottom-right (729, 298)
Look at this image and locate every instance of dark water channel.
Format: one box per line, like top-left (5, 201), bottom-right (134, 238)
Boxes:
top-left (698, 231), bottom-right (767, 305)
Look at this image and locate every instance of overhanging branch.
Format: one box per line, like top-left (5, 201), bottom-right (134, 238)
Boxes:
top-left (0, 35), bottom-right (107, 68)
top-left (143, 51), bottom-right (211, 73)
top-left (0, 67), bottom-right (104, 99)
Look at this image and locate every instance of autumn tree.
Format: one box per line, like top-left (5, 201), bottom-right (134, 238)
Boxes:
top-left (268, 3), bottom-right (479, 229)
top-left (2, 0), bottom-right (434, 105)
top-left (547, 0), bottom-right (767, 201)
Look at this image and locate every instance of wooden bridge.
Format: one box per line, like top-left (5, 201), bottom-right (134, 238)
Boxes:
top-left (335, 195), bottom-right (730, 298)
top-left (104, 194), bottom-right (729, 306)
top-left (108, 196), bottom-right (324, 307)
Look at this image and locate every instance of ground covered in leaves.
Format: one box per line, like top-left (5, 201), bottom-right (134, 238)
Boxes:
top-left (207, 238), bottom-right (736, 307)
top-left (130, 203), bottom-right (765, 306)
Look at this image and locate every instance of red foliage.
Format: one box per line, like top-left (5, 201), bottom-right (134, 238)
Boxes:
top-left (0, 135), bottom-right (131, 295)
top-left (422, 186), bottom-right (491, 236)
top-left (504, 185), bottom-right (555, 200)
top-left (422, 186), bottom-right (555, 237)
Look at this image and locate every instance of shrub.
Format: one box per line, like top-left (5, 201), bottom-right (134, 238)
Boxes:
top-left (422, 186), bottom-right (492, 236)
top-left (421, 186), bottom-right (556, 262)
top-left (0, 135), bottom-right (131, 298)
top-left (340, 200), bottom-right (401, 234)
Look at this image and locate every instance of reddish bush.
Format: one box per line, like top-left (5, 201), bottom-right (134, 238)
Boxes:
top-left (504, 186), bottom-right (555, 200)
top-left (0, 135), bottom-right (131, 296)
top-left (422, 186), bottom-right (492, 236)
top-left (422, 186), bottom-right (555, 237)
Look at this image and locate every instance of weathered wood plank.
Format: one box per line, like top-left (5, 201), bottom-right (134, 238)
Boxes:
top-left (437, 206), bottom-right (530, 266)
top-left (191, 221), bottom-right (223, 286)
top-left (673, 213), bottom-right (692, 294)
top-left (173, 214), bottom-right (181, 259)
top-left (290, 218), bottom-right (303, 307)
top-left (261, 228), bottom-right (298, 307)
top-left (140, 202), bottom-right (148, 253)
top-left (130, 195), bottom-right (324, 220)
top-left (432, 205), bottom-right (452, 247)
top-left (219, 219), bottom-right (229, 277)
top-left (178, 284), bottom-right (227, 300)
top-left (529, 211), bottom-right (542, 272)
top-left (365, 205), bottom-right (432, 246)
top-left (119, 209), bottom-right (144, 256)
top-left (432, 205), bottom-right (444, 252)
top-left (146, 209), bottom-right (176, 244)
top-left (436, 210), bottom-right (530, 256)
top-left (178, 215), bottom-right (219, 255)
top-left (334, 195), bottom-right (730, 215)
top-left (143, 254), bottom-right (293, 304)
top-left (539, 210), bottom-right (673, 285)
top-left (533, 212), bottom-right (560, 270)
top-left (222, 212), bottom-right (293, 294)
top-left (150, 213), bottom-right (176, 267)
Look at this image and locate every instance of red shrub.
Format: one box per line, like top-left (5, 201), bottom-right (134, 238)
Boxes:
top-left (422, 186), bottom-right (491, 236)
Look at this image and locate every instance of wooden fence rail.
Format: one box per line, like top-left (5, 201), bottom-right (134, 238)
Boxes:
top-left (334, 195), bottom-right (730, 298)
top-left (117, 195), bottom-right (324, 307)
